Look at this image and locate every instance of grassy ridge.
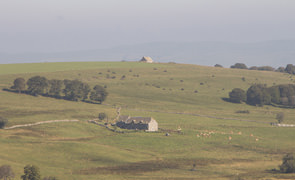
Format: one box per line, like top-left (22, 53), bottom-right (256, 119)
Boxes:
top-left (0, 62), bottom-right (295, 179)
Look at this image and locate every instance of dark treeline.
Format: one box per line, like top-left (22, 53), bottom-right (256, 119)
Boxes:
top-left (230, 63), bottom-right (295, 74)
top-left (229, 84), bottom-right (295, 107)
top-left (5, 76), bottom-right (108, 104)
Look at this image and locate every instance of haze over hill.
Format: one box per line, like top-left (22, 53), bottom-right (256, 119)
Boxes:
top-left (1, 40), bottom-right (295, 67)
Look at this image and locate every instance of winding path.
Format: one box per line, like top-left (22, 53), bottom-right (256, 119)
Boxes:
top-left (4, 119), bottom-right (79, 130)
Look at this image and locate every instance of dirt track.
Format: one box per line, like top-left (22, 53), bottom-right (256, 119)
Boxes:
top-left (4, 119), bottom-right (79, 130)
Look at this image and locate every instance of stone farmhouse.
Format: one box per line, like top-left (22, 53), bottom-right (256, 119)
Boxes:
top-left (139, 56), bottom-right (154, 63)
top-left (116, 115), bottom-right (158, 132)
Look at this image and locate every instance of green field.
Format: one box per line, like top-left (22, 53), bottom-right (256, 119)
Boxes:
top-left (0, 61), bottom-right (295, 180)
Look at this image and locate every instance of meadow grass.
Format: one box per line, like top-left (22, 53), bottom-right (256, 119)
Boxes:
top-left (0, 62), bottom-right (295, 179)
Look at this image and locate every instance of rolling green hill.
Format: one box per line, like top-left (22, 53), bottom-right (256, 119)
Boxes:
top-left (0, 62), bottom-right (295, 180)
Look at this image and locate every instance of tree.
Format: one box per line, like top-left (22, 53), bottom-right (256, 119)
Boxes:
top-left (214, 64), bottom-right (223, 68)
top-left (276, 112), bottom-right (285, 124)
top-left (98, 113), bottom-right (107, 120)
top-left (268, 86), bottom-right (281, 104)
top-left (0, 117), bottom-right (8, 129)
top-left (230, 63), bottom-right (248, 69)
top-left (11, 77), bottom-right (26, 93)
top-left (246, 84), bottom-right (271, 106)
top-left (0, 165), bottom-right (15, 180)
top-left (63, 80), bottom-right (90, 101)
top-left (27, 76), bottom-right (49, 96)
top-left (280, 154), bottom-right (295, 173)
top-left (285, 64), bottom-right (295, 74)
top-left (21, 165), bottom-right (41, 180)
top-left (89, 85), bottom-right (108, 103)
top-left (48, 79), bottom-right (63, 97)
top-left (229, 88), bottom-right (246, 103)
top-left (276, 67), bottom-right (285, 72)
top-left (257, 66), bottom-right (274, 71)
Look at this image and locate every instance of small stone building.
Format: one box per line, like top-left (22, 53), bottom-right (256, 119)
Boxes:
top-left (116, 115), bottom-right (158, 131)
top-left (139, 56), bottom-right (154, 63)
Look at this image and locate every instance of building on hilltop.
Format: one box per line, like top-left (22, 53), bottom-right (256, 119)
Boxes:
top-left (116, 115), bottom-right (158, 131)
top-left (139, 56), bottom-right (154, 63)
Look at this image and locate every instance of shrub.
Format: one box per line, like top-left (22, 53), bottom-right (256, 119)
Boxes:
top-left (249, 66), bottom-right (258, 70)
top-left (121, 75), bottom-right (126, 80)
top-left (0, 165), bottom-right (15, 180)
top-left (214, 64), bottom-right (223, 68)
top-left (43, 177), bottom-right (58, 180)
top-left (21, 165), bottom-right (41, 180)
top-left (235, 110), bottom-right (250, 114)
top-left (276, 67), bottom-right (285, 72)
top-left (285, 64), bottom-right (295, 74)
top-left (280, 154), bottom-right (295, 173)
top-left (98, 113), bottom-right (107, 120)
top-left (276, 112), bottom-right (284, 124)
top-left (257, 66), bottom-right (274, 71)
top-left (0, 117), bottom-right (8, 129)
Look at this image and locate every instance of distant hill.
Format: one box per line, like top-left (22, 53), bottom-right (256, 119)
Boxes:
top-left (1, 40), bottom-right (295, 67)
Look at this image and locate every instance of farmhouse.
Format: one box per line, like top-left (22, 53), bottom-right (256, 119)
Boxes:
top-left (116, 115), bottom-right (158, 131)
top-left (139, 56), bottom-right (154, 63)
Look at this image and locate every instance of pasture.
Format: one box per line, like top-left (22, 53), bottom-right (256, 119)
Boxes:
top-left (0, 61), bottom-right (294, 179)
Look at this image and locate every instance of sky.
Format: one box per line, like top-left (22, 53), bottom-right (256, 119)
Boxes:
top-left (1, 0), bottom-right (295, 53)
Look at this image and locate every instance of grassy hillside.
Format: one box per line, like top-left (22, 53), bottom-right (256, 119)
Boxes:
top-left (0, 62), bottom-right (295, 180)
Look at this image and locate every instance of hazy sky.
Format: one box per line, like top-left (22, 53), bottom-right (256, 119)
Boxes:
top-left (1, 0), bottom-right (295, 53)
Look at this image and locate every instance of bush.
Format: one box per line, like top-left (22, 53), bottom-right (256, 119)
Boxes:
top-left (285, 64), bottom-right (295, 74)
top-left (280, 154), bottom-right (295, 173)
top-left (276, 112), bottom-right (284, 124)
top-left (98, 113), bottom-right (107, 120)
top-left (235, 110), bottom-right (250, 114)
top-left (0, 117), bottom-right (8, 129)
top-left (276, 67), bottom-right (285, 72)
top-left (43, 177), bottom-right (58, 180)
top-left (0, 165), bottom-right (15, 180)
top-left (229, 88), bottom-right (246, 103)
top-left (21, 165), bottom-right (41, 180)
top-left (230, 63), bottom-right (248, 69)
top-left (249, 66), bottom-right (258, 70)
top-left (257, 66), bottom-right (274, 71)
top-left (214, 64), bottom-right (223, 68)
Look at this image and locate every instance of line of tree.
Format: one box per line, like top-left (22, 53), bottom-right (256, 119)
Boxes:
top-left (0, 164), bottom-right (58, 180)
top-left (7, 76), bottom-right (108, 104)
top-left (229, 83), bottom-right (295, 107)
top-left (230, 63), bottom-right (295, 74)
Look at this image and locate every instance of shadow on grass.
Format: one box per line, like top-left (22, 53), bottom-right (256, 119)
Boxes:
top-left (76, 158), bottom-right (241, 175)
top-left (221, 97), bottom-right (232, 103)
top-left (77, 160), bottom-right (179, 175)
